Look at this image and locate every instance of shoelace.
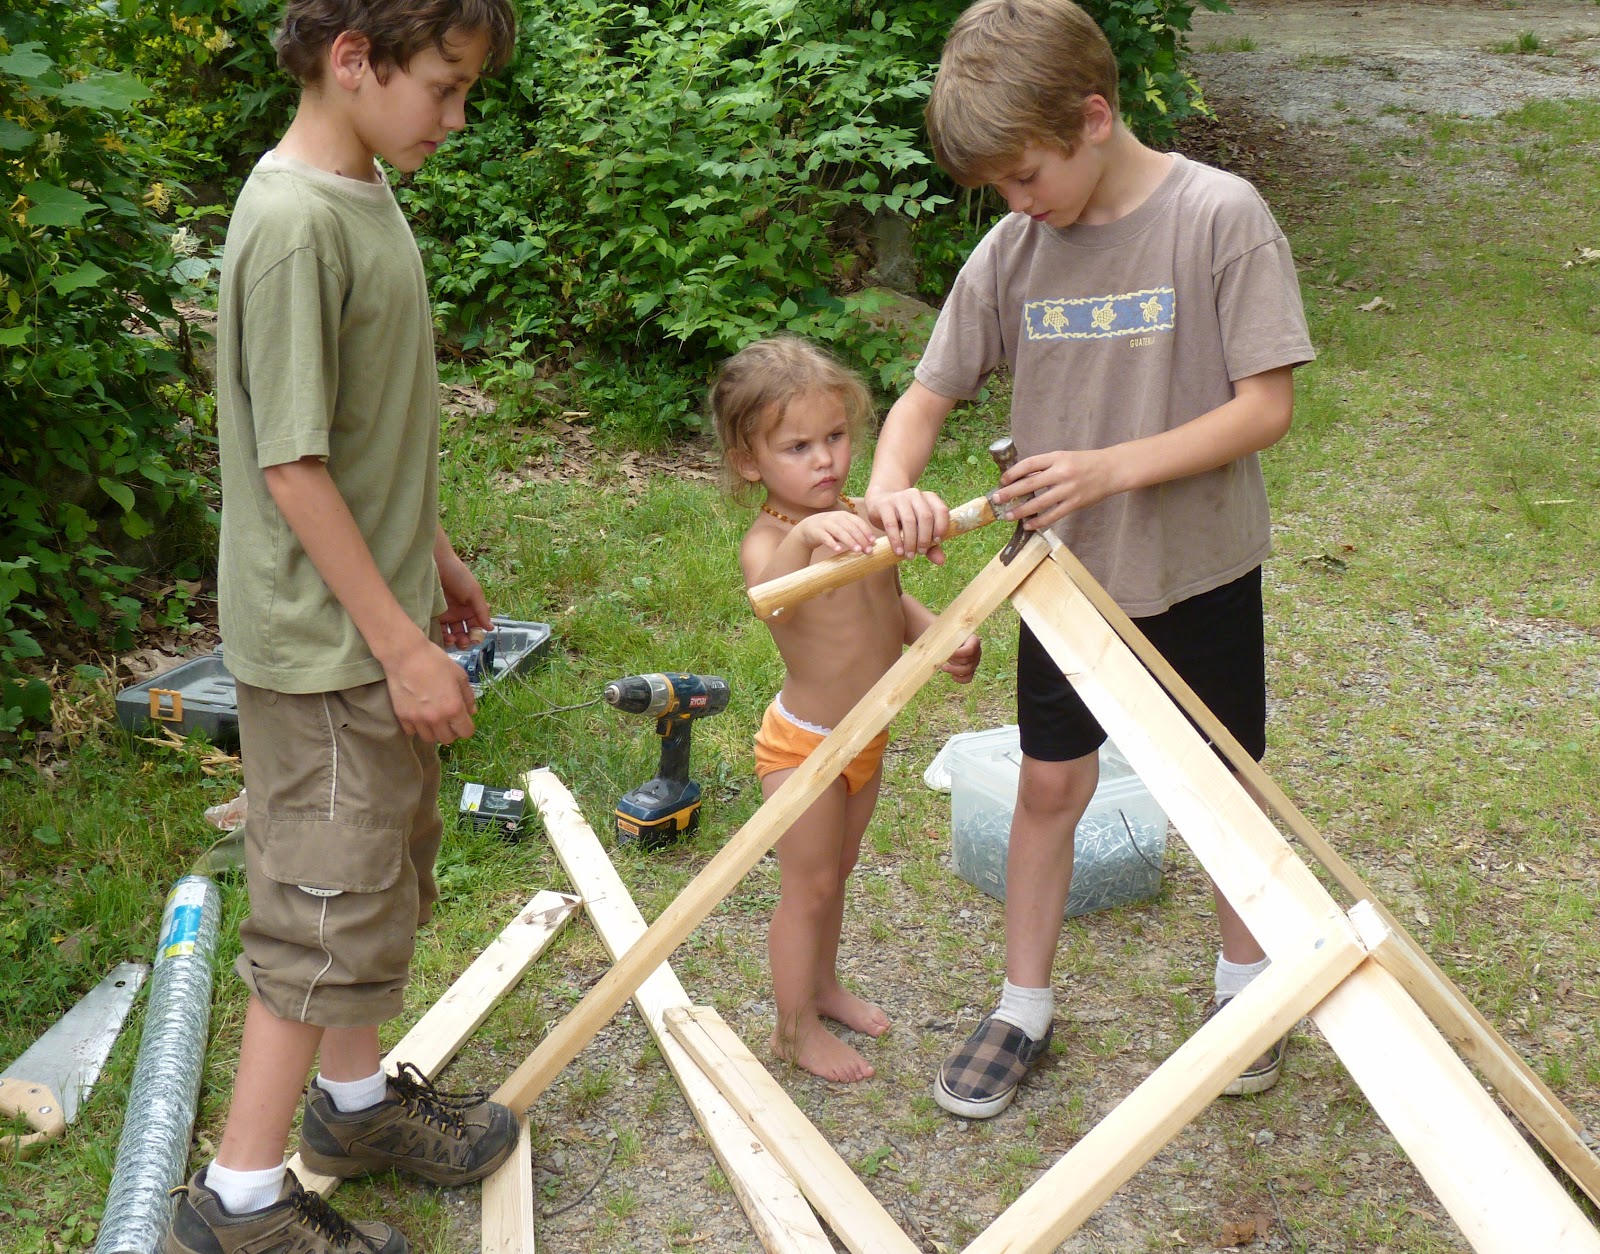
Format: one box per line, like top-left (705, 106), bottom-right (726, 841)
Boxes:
top-left (165, 1173), bottom-right (383, 1250)
top-left (388, 1060), bottom-right (488, 1138)
top-left (287, 1177), bottom-right (379, 1250)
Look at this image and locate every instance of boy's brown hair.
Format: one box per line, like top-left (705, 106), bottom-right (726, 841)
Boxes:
top-left (925, 0), bottom-right (1119, 186)
top-left (711, 336), bottom-right (874, 507)
top-left (275, 0), bottom-right (517, 85)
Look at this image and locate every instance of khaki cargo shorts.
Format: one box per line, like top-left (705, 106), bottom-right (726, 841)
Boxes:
top-left (233, 677), bottom-right (443, 1028)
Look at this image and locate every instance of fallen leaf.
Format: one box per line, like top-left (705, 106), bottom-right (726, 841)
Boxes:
top-left (120, 647), bottom-right (187, 681)
top-left (1357, 295), bottom-right (1392, 312)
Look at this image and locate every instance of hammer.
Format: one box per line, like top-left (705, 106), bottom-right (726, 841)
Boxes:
top-left (989, 437), bottom-right (1036, 565)
top-left (747, 437), bottom-right (1027, 620)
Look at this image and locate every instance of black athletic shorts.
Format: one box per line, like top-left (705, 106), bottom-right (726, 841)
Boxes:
top-left (1017, 566), bottom-right (1267, 764)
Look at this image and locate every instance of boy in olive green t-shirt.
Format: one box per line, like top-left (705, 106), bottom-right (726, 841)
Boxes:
top-left (168, 2), bottom-right (519, 1251)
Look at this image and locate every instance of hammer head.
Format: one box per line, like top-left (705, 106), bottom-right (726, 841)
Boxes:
top-left (986, 436), bottom-right (1032, 564)
top-left (988, 437), bottom-right (1017, 476)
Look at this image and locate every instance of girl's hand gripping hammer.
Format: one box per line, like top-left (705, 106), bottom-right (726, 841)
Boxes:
top-left (746, 437), bottom-right (1026, 620)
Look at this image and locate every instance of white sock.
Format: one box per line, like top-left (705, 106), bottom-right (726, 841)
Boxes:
top-left (1215, 954), bottom-right (1270, 1002)
top-left (317, 1068), bottom-right (389, 1113)
top-left (992, 979), bottom-right (1054, 1042)
top-left (206, 1160), bottom-right (286, 1215)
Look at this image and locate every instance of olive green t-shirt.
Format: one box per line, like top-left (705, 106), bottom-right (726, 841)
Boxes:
top-left (217, 152), bottom-right (445, 693)
top-left (916, 154), bottom-right (1314, 617)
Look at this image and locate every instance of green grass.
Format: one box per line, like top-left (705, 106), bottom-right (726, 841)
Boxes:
top-left (1490, 31), bottom-right (1544, 55)
top-left (5, 96), bottom-right (1600, 1254)
top-left (1290, 52), bottom-right (1354, 71)
top-left (1200, 35), bottom-right (1258, 54)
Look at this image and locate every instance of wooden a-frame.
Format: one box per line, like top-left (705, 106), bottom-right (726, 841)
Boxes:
top-left (494, 534), bottom-right (1600, 1252)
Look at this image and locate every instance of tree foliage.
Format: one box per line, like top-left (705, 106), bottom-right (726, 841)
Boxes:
top-left (1, 3), bottom-right (211, 735)
top-left (400, 0), bottom-right (1225, 432)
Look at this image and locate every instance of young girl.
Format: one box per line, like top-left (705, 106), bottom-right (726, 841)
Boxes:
top-left (712, 336), bottom-right (981, 1082)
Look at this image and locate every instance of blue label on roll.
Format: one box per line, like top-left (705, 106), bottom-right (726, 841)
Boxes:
top-left (157, 879), bottom-right (208, 961)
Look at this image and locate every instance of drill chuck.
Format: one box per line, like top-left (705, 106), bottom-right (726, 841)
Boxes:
top-left (603, 673), bottom-right (730, 720)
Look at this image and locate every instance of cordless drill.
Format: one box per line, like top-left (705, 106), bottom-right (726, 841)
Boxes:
top-left (604, 673), bottom-right (731, 848)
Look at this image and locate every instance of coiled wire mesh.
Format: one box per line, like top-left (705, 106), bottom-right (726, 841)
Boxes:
top-left (93, 875), bottom-right (222, 1254)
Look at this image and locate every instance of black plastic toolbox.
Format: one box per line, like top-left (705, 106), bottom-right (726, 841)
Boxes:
top-left (116, 618), bottom-right (552, 742)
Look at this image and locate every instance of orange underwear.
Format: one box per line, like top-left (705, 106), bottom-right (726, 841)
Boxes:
top-left (753, 699), bottom-right (889, 796)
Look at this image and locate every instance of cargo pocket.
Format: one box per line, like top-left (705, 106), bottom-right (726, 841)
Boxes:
top-left (260, 818), bottom-right (404, 895)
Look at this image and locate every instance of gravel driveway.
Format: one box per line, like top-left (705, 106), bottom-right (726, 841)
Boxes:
top-left (1191, 0), bottom-right (1600, 126)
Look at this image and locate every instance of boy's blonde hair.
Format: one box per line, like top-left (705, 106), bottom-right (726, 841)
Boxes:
top-left (711, 336), bottom-right (874, 507)
top-left (925, 0), bottom-right (1119, 187)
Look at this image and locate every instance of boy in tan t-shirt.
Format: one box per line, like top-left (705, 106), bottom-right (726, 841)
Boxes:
top-left (865, 0), bottom-right (1315, 1119)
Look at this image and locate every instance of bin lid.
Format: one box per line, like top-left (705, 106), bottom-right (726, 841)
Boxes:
top-left (928, 725), bottom-right (1140, 791)
top-left (923, 725), bottom-right (1018, 791)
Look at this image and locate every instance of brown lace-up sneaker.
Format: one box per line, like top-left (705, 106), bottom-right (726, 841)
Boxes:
top-left (162, 1166), bottom-right (406, 1254)
top-left (298, 1061), bottom-right (517, 1186)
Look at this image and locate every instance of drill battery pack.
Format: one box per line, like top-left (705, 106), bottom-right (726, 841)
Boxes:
top-left (615, 780), bottom-right (703, 850)
top-left (458, 782), bottom-right (526, 839)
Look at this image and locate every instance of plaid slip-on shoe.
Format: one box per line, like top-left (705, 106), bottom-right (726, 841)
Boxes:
top-left (1202, 996), bottom-right (1288, 1096)
top-left (934, 1013), bottom-right (1053, 1119)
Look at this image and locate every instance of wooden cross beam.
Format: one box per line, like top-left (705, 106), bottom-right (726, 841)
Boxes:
top-left (508, 767), bottom-right (832, 1253)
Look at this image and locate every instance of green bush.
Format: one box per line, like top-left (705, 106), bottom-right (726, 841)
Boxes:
top-left (0, 6), bottom-right (210, 737)
top-left (407, 0), bottom-right (955, 430)
top-left (80, 0), bottom-right (1229, 447)
top-left (405, 0), bottom-right (1225, 436)
top-left (1087, 0), bottom-right (1230, 147)
top-left (100, 0), bottom-right (293, 189)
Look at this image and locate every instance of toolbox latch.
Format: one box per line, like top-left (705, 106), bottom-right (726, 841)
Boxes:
top-left (148, 689), bottom-right (184, 723)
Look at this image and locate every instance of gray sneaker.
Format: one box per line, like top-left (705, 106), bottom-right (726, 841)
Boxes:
top-left (298, 1061), bottom-right (516, 1185)
top-left (1202, 996), bottom-right (1287, 1096)
top-left (163, 1166), bottom-right (406, 1253)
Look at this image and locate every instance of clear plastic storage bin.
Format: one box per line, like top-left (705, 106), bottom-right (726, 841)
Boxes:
top-left (947, 727), bottom-right (1168, 918)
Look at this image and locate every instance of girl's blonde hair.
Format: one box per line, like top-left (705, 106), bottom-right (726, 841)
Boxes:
top-left (710, 336), bottom-right (874, 506)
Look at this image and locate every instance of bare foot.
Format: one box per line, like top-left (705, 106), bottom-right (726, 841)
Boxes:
top-left (771, 1018), bottom-right (876, 1082)
top-left (816, 985), bottom-right (891, 1037)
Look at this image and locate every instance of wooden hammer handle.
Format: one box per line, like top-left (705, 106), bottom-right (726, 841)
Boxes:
top-left (747, 492), bottom-right (1000, 619)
